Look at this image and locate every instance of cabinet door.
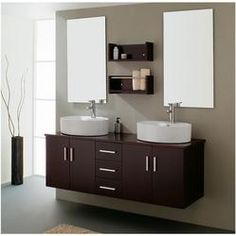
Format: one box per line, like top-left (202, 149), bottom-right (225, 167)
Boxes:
top-left (152, 147), bottom-right (185, 208)
top-left (46, 136), bottom-right (70, 189)
top-left (70, 139), bottom-right (95, 193)
top-left (123, 144), bottom-right (152, 202)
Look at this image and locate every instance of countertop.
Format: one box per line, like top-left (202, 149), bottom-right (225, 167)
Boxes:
top-left (45, 132), bottom-right (205, 148)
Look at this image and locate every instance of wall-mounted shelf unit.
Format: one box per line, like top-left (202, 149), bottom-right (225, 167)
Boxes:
top-left (108, 42), bottom-right (153, 61)
top-left (109, 75), bottom-right (154, 94)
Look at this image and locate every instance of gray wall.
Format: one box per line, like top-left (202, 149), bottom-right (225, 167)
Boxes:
top-left (56, 3), bottom-right (235, 231)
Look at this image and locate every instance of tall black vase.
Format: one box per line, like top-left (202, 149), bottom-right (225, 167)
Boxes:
top-left (11, 136), bottom-right (23, 185)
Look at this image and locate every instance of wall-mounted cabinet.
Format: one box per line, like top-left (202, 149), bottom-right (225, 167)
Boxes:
top-left (109, 75), bottom-right (154, 94)
top-left (108, 42), bottom-right (153, 61)
top-left (123, 143), bottom-right (204, 208)
top-left (46, 133), bottom-right (205, 209)
top-left (46, 135), bottom-right (95, 193)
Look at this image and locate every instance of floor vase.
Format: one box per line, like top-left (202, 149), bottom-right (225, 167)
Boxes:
top-left (11, 136), bottom-right (23, 185)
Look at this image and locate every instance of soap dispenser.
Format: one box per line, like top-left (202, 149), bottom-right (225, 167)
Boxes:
top-left (114, 117), bottom-right (122, 134)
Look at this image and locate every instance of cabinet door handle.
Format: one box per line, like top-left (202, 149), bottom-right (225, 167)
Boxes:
top-left (99, 186), bottom-right (116, 191)
top-left (99, 168), bottom-right (116, 173)
top-left (153, 156), bottom-right (157, 172)
top-left (99, 149), bottom-right (116, 154)
top-left (145, 156), bottom-right (149, 172)
top-left (63, 147), bottom-right (67, 161)
top-left (70, 148), bottom-right (73, 162)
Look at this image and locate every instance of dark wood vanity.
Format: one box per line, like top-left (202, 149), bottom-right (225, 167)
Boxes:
top-left (46, 133), bottom-right (205, 209)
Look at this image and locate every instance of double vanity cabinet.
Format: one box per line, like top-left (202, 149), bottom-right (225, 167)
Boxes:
top-left (46, 133), bottom-right (205, 209)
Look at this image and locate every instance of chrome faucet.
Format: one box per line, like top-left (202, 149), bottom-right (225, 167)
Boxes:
top-left (166, 102), bottom-right (182, 124)
top-left (87, 100), bottom-right (96, 118)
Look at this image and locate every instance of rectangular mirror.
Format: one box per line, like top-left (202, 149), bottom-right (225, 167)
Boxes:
top-left (164, 9), bottom-right (214, 108)
top-left (67, 16), bottom-right (106, 103)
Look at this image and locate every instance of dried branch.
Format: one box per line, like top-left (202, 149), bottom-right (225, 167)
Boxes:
top-left (1, 56), bottom-right (15, 136)
top-left (1, 91), bottom-right (14, 136)
top-left (16, 69), bottom-right (27, 136)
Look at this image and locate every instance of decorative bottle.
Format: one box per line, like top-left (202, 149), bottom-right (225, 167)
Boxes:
top-left (113, 46), bottom-right (119, 60)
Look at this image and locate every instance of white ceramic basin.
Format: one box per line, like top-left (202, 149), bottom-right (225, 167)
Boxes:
top-left (137, 121), bottom-right (191, 143)
top-left (60, 116), bottom-right (109, 136)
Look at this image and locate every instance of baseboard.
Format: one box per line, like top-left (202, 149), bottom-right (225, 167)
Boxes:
top-left (1, 181), bottom-right (11, 187)
top-left (1, 175), bottom-right (39, 187)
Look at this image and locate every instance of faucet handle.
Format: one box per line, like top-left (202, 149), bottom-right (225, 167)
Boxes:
top-left (99, 99), bottom-right (106, 104)
top-left (175, 102), bottom-right (182, 107)
top-left (168, 102), bottom-right (182, 107)
top-left (88, 100), bottom-right (95, 104)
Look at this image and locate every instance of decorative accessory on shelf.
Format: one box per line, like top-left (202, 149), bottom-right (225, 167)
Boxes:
top-left (1, 55), bottom-right (28, 185)
top-left (121, 53), bottom-right (127, 60)
top-left (113, 46), bottom-right (119, 60)
top-left (132, 70), bottom-right (140, 91)
top-left (140, 68), bottom-right (151, 91)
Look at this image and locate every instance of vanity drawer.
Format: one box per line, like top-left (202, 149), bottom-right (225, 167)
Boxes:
top-left (96, 160), bottom-right (122, 180)
top-left (95, 178), bottom-right (122, 197)
top-left (96, 142), bottom-right (121, 161)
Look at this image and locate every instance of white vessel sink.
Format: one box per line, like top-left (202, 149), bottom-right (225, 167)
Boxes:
top-left (60, 116), bottom-right (109, 136)
top-left (137, 121), bottom-right (191, 143)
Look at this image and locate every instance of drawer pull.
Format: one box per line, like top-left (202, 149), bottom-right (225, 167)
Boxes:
top-left (145, 156), bottom-right (149, 172)
top-left (99, 186), bottom-right (116, 191)
top-left (99, 149), bottom-right (116, 154)
top-left (63, 147), bottom-right (67, 161)
top-left (99, 168), bottom-right (116, 173)
top-left (153, 156), bottom-right (157, 172)
top-left (70, 148), bottom-right (73, 162)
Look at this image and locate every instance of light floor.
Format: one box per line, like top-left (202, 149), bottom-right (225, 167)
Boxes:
top-left (1, 176), bottom-right (232, 233)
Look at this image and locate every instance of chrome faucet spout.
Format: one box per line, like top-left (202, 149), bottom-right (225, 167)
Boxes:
top-left (166, 102), bottom-right (182, 123)
top-left (87, 100), bottom-right (96, 118)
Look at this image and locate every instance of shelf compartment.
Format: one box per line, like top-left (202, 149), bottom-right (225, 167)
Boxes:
top-left (108, 42), bottom-right (153, 61)
top-left (109, 75), bottom-right (154, 94)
